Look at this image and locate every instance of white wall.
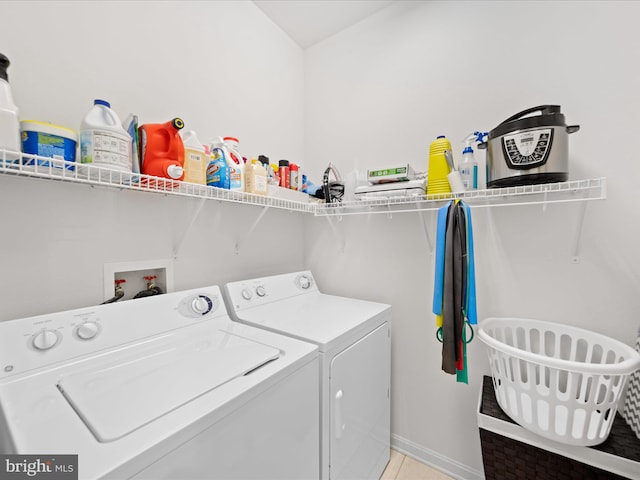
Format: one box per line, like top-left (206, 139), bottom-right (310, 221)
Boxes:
top-left (304, 1), bottom-right (640, 477)
top-left (0, 0), bottom-right (307, 319)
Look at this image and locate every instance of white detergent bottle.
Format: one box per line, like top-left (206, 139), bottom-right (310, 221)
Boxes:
top-left (180, 130), bottom-right (207, 185)
top-left (0, 54), bottom-right (20, 163)
top-left (224, 136), bottom-right (245, 191)
top-left (245, 158), bottom-right (268, 196)
top-left (80, 99), bottom-right (132, 175)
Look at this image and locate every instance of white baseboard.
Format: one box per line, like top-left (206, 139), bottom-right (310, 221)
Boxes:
top-left (390, 433), bottom-right (484, 480)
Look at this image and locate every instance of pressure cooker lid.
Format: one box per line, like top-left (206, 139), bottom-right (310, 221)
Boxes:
top-left (489, 105), bottom-right (567, 138)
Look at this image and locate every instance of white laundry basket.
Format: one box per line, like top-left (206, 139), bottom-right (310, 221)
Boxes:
top-left (478, 318), bottom-right (640, 446)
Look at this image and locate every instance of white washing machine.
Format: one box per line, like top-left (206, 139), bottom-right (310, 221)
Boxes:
top-left (224, 271), bottom-right (391, 480)
top-left (0, 285), bottom-right (319, 480)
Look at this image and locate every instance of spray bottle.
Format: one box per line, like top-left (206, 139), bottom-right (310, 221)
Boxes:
top-left (460, 132), bottom-right (485, 190)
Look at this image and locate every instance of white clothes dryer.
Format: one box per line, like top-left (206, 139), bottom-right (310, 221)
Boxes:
top-left (0, 285), bottom-right (319, 480)
top-left (224, 271), bottom-right (391, 480)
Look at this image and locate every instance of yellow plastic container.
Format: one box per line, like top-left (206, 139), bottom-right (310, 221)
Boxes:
top-left (427, 136), bottom-right (452, 196)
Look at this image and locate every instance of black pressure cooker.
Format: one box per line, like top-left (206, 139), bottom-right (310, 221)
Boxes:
top-left (479, 105), bottom-right (580, 188)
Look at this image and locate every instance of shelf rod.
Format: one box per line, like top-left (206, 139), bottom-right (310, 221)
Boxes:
top-left (173, 197), bottom-right (207, 259)
top-left (235, 205), bottom-right (270, 255)
top-left (571, 199), bottom-right (589, 264)
top-left (418, 210), bottom-right (433, 253)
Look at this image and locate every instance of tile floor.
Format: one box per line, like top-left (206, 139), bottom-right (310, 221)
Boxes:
top-left (381, 450), bottom-right (454, 480)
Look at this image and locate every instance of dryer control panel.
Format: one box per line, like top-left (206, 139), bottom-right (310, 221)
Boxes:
top-left (225, 271), bottom-right (318, 311)
top-left (0, 286), bottom-right (227, 379)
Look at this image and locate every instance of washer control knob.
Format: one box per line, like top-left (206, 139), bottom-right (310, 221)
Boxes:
top-left (256, 285), bottom-right (266, 297)
top-left (241, 288), bottom-right (253, 300)
top-left (32, 329), bottom-right (59, 351)
top-left (76, 322), bottom-right (100, 340)
top-left (191, 295), bottom-right (213, 315)
top-left (298, 275), bottom-right (312, 289)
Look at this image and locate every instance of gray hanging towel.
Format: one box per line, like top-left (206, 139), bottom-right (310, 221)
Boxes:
top-left (441, 201), bottom-right (467, 374)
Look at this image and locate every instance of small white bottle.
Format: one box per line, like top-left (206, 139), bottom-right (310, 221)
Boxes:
top-left (0, 54), bottom-right (20, 163)
top-left (459, 146), bottom-right (478, 190)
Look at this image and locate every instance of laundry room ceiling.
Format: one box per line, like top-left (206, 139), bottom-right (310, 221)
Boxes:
top-left (253, 0), bottom-right (396, 49)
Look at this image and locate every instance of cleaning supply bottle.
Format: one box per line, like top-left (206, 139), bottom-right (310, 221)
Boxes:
top-left (245, 158), bottom-right (268, 196)
top-left (138, 118), bottom-right (185, 180)
top-left (207, 139), bottom-right (230, 189)
top-left (289, 163), bottom-right (299, 190)
top-left (80, 99), bottom-right (132, 174)
top-left (0, 53), bottom-right (20, 163)
top-left (427, 135), bottom-right (452, 196)
top-left (278, 160), bottom-right (290, 189)
top-left (223, 136), bottom-right (244, 191)
top-left (268, 162), bottom-right (280, 185)
top-left (122, 114), bottom-right (140, 181)
top-left (460, 133), bottom-right (479, 190)
top-left (180, 130), bottom-right (207, 185)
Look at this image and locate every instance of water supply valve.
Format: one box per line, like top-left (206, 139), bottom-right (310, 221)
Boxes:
top-left (133, 275), bottom-right (164, 299)
top-left (101, 279), bottom-right (126, 304)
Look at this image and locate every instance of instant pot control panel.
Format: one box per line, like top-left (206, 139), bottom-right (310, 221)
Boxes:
top-left (501, 128), bottom-right (553, 169)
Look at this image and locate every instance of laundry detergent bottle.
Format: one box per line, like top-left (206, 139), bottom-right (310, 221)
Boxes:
top-left (207, 138), bottom-right (230, 189)
top-left (180, 130), bottom-right (207, 185)
top-left (223, 136), bottom-right (245, 191)
top-left (139, 118), bottom-right (185, 180)
top-left (0, 53), bottom-right (20, 163)
top-left (245, 158), bottom-right (268, 196)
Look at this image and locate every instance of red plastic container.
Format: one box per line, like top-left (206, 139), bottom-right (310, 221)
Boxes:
top-left (139, 118), bottom-right (185, 181)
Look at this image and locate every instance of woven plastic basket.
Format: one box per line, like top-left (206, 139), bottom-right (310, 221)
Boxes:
top-left (478, 318), bottom-right (640, 446)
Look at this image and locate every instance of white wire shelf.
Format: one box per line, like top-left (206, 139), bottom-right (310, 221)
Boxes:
top-left (0, 150), bottom-right (315, 214)
top-left (314, 178), bottom-right (607, 216)
top-left (0, 150), bottom-right (606, 216)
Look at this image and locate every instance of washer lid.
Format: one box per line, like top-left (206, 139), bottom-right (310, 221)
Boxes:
top-left (57, 330), bottom-right (280, 442)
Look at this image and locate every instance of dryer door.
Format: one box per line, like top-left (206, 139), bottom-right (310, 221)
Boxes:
top-left (329, 323), bottom-right (390, 480)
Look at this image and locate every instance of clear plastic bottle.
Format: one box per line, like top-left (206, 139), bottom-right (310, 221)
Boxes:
top-left (0, 54), bottom-right (20, 163)
top-left (80, 99), bottom-right (132, 173)
top-left (459, 146), bottom-right (478, 190)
